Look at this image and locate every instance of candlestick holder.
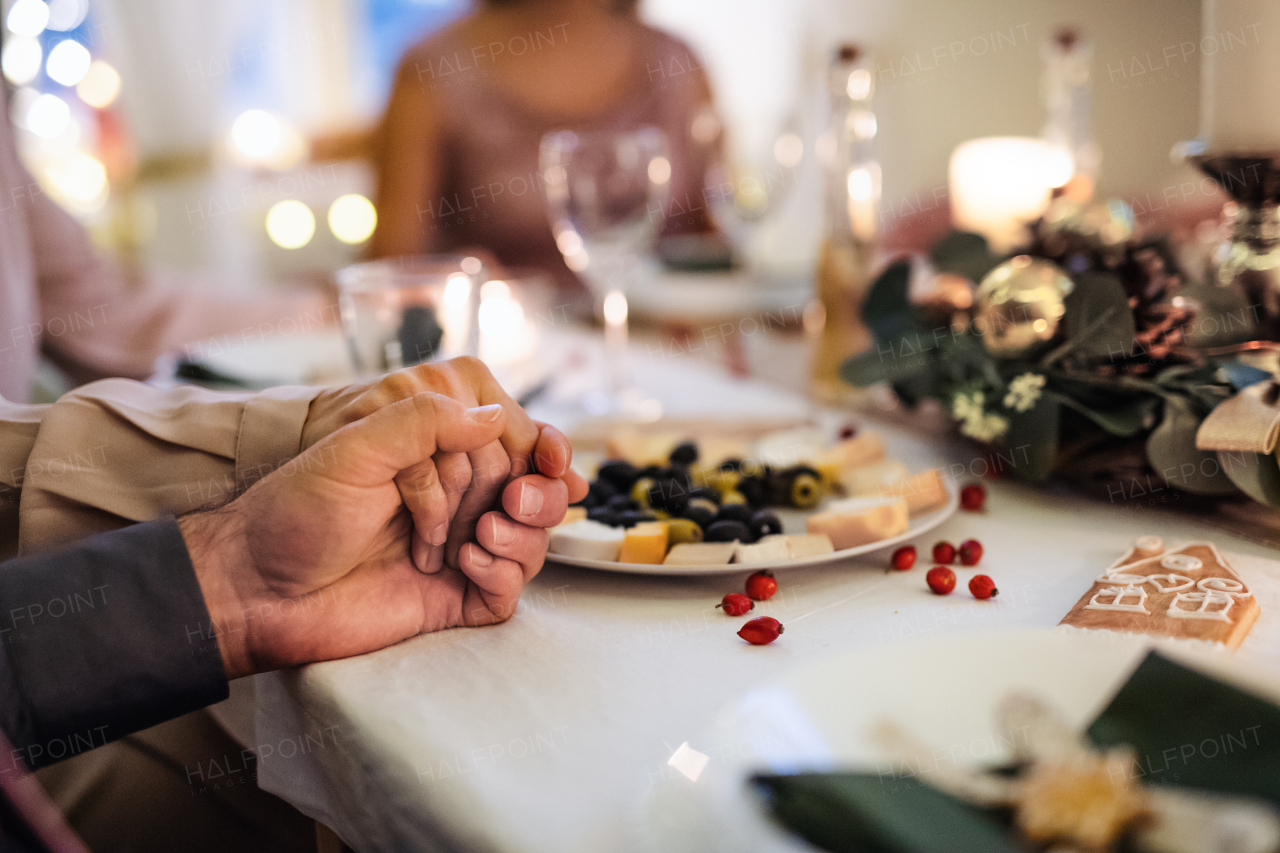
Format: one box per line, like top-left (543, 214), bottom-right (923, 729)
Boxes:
top-left (1187, 151), bottom-right (1280, 339)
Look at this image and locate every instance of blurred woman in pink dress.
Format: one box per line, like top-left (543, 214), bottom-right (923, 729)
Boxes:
top-left (369, 0), bottom-right (719, 292)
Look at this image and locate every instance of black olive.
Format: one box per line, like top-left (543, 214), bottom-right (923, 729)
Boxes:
top-left (688, 487), bottom-right (721, 505)
top-left (636, 465), bottom-right (666, 481)
top-left (704, 519), bottom-right (752, 543)
top-left (669, 441), bottom-right (699, 466)
top-left (617, 510), bottom-right (645, 528)
top-left (682, 505), bottom-right (716, 530)
top-left (714, 503), bottom-right (753, 525)
top-left (587, 507), bottom-right (621, 527)
top-left (718, 458), bottom-right (743, 473)
top-left (750, 510), bottom-right (783, 539)
top-left (607, 495), bottom-right (639, 512)
top-left (737, 476), bottom-right (770, 509)
top-left (597, 460), bottom-right (638, 491)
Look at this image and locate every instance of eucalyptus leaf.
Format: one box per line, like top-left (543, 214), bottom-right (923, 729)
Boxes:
top-left (1176, 284), bottom-right (1259, 347)
top-left (1145, 395), bottom-right (1239, 495)
top-left (1220, 448), bottom-right (1280, 507)
top-left (1003, 394), bottom-right (1060, 482)
top-left (1061, 272), bottom-right (1136, 362)
top-left (840, 344), bottom-right (933, 388)
top-left (862, 260), bottom-right (916, 344)
top-left (929, 231), bottom-right (1001, 283)
top-left (1053, 393), bottom-right (1159, 437)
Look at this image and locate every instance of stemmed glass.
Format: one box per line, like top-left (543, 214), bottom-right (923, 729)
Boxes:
top-left (540, 126), bottom-right (670, 415)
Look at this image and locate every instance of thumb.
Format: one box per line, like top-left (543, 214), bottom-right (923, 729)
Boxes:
top-left (313, 393), bottom-right (506, 489)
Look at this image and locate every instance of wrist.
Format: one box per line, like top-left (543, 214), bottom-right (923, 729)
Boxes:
top-left (179, 506), bottom-right (258, 679)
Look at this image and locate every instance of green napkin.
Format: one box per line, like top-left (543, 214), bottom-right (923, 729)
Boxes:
top-left (1088, 651), bottom-right (1280, 805)
top-left (756, 651), bottom-right (1280, 852)
top-left (752, 773), bottom-right (1025, 853)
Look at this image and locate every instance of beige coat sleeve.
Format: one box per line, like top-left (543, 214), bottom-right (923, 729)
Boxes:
top-left (0, 381), bottom-right (322, 556)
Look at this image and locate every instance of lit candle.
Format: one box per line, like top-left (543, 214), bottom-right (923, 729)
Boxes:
top-left (440, 272), bottom-right (472, 357)
top-left (477, 280), bottom-right (535, 367)
top-left (949, 137), bottom-right (1073, 254)
top-left (602, 289), bottom-right (629, 394)
top-left (1201, 0), bottom-right (1280, 152)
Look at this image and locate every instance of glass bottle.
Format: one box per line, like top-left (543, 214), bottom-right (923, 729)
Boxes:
top-left (1041, 26), bottom-right (1100, 201)
top-left (809, 44), bottom-right (879, 402)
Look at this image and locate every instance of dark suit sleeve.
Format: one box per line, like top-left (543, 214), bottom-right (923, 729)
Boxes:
top-left (0, 519), bottom-right (228, 770)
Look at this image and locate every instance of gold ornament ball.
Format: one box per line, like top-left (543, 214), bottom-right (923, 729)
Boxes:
top-left (972, 256), bottom-right (1074, 357)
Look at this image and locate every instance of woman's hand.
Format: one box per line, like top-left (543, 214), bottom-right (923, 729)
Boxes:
top-left (300, 357), bottom-right (586, 572)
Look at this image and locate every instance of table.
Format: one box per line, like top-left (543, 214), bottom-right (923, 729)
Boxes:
top-left (221, 332), bottom-right (1280, 853)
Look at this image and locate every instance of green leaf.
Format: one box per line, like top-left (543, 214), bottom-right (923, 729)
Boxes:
top-left (1221, 448), bottom-right (1280, 507)
top-left (1053, 393), bottom-right (1159, 437)
top-left (1061, 272), bottom-right (1136, 362)
top-left (1176, 284), bottom-right (1259, 347)
top-left (1003, 394), bottom-right (1060, 482)
top-left (861, 260), bottom-right (915, 344)
top-left (754, 773), bottom-right (1021, 853)
top-left (928, 231), bottom-right (1001, 283)
top-left (1145, 395), bottom-right (1239, 495)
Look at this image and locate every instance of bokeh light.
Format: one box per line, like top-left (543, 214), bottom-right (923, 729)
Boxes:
top-left (46, 39), bottom-right (90, 86)
top-left (265, 200), bottom-right (315, 249)
top-left (773, 133), bottom-right (803, 168)
top-left (45, 0), bottom-right (87, 31)
top-left (45, 151), bottom-right (107, 212)
top-left (647, 156), bottom-right (671, 185)
top-left (231, 110), bottom-right (282, 160)
top-left (6, 0), bottom-right (50, 38)
top-left (26, 93), bottom-right (70, 139)
top-left (327, 193), bottom-right (377, 244)
top-left (76, 60), bottom-right (120, 108)
top-left (1, 36), bottom-right (42, 86)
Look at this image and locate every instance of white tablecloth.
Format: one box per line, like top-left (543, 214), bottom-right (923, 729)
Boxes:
top-left (226, 339), bottom-right (1280, 853)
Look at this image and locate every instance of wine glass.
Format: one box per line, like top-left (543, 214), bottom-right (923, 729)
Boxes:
top-left (540, 126), bottom-right (669, 415)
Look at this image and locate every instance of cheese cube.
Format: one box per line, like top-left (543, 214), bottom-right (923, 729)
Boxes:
top-left (549, 519), bottom-right (625, 561)
top-left (875, 468), bottom-right (948, 516)
top-left (839, 460), bottom-right (909, 496)
top-left (618, 521), bottom-right (669, 564)
top-left (814, 432), bottom-right (886, 485)
top-left (761, 534), bottom-right (836, 560)
top-left (805, 496), bottom-right (909, 550)
top-left (734, 538), bottom-right (791, 564)
top-left (663, 542), bottom-right (738, 566)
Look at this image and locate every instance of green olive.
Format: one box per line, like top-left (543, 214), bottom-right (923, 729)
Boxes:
top-left (721, 490), bottom-right (748, 506)
top-left (631, 477), bottom-right (656, 509)
top-left (667, 518), bottom-right (704, 545)
top-left (790, 472), bottom-right (822, 509)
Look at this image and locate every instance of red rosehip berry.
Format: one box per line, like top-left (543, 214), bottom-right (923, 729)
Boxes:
top-left (738, 616), bottom-right (784, 645)
top-left (745, 570), bottom-right (778, 601)
top-left (890, 545), bottom-right (916, 571)
top-left (958, 539), bottom-right (983, 566)
top-left (932, 541), bottom-right (956, 564)
top-left (717, 593), bottom-right (755, 616)
top-left (960, 484), bottom-right (986, 511)
top-left (926, 566), bottom-right (956, 595)
top-left (969, 574), bottom-right (998, 599)
top-left (838, 424), bottom-right (859, 441)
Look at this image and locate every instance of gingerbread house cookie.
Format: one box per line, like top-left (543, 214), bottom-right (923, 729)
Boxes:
top-left (1059, 535), bottom-right (1260, 649)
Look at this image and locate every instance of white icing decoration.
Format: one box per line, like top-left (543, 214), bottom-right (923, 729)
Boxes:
top-left (1097, 572), bottom-right (1148, 585)
top-left (1198, 576), bottom-right (1249, 597)
top-left (1143, 573), bottom-right (1195, 593)
top-left (1085, 585), bottom-right (1148, 613)
top-left (1161, 553), bottom-right (1203, 572)
top-left (1136, 535), bottom-right (1164, 551)
top-left (1168, 591), bottom-right (1235, 622)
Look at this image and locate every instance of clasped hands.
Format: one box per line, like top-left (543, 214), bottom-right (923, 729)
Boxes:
top-left (180, 357), bottom-right (587, 679)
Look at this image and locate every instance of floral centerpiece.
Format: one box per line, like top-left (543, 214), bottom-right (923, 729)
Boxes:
top-left (839, 200), bottom-right (1280, 507)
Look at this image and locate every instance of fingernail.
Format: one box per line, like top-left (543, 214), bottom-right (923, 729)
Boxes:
top-left (468, 544), bottom-right (494, 567)
top-left (429, 522), bottom-right (448, 546)
top-left (492, 515), bottom-right (515, 547)
top-left (519, 481), bottom-right (544, 517)
top-left (467, 404), bottom-right (503, 423)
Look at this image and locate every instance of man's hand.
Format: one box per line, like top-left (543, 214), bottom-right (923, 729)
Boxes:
top-left (181, 393), bottom-right (570, 679)
top-left (300, 357), bottom-right (586, 571)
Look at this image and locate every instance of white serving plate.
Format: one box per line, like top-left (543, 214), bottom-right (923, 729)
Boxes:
top-left (631, 628), bottom-right (1280, 853)
top-left (546, 481), bottom-right (958, 576)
